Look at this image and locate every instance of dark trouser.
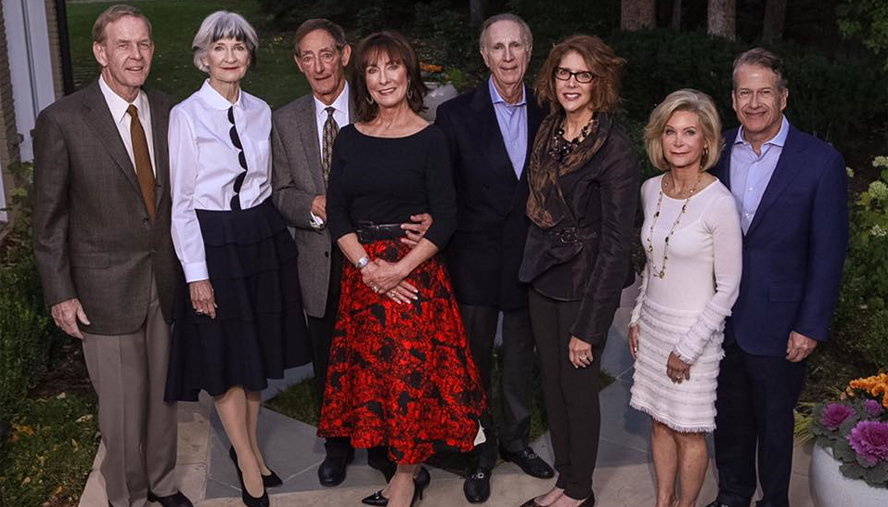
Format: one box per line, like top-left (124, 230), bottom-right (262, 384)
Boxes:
top-left (713, 342), bottom-right (807, 507)
top-left (528, 290), bottom-right (604, 501)
top-left (458, 303), bottom-right (536, 470)
top-left (308, 248), bottom-right (388, 466)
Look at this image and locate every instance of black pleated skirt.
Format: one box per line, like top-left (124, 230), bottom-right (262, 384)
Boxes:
top-left (164, 199), bottom-right (311, 402)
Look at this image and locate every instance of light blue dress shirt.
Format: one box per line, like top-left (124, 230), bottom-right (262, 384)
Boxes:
top-left (729, 116), bottom-right (790, 234)
top-left (489, 77), bottom-right (528, 179)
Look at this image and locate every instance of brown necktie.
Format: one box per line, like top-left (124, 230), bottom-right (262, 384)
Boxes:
top-left (321, 106), bottom-right (339, 186)
top-left (126, 104), bottom-right (156, 226)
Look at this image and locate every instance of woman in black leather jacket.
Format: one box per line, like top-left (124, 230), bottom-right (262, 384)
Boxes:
top-left (518, 34), bottom-right (639, 507)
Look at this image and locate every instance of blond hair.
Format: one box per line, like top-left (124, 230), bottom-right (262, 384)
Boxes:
top-left (644, 89), bottom-right (723, 172)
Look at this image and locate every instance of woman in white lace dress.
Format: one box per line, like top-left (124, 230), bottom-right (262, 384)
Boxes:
top-left (629, 89), bottom-right (742, 507)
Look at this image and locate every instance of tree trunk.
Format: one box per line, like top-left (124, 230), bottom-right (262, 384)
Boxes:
top-left (762, 0), bottom-right (788, 43)
top-left (469, 0), bottom-right (486, 28)
top-left (621, 0), bottom-right (656, 31)
top-left (671, 0), bottom-right (682, 30)
top-left (707, 0), bottom-right (736, 40)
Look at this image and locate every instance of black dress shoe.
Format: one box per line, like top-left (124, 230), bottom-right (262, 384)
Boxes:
top-left (147, 491), bottom-right (194, 507)
top-left (463, 467), bottom-right (492, 503)
top-left (318, 448), bottom-right (355, 487)
top-left (230, 446), bottom-right (283, 488)
top-left (361, 467), bottom-right (432, 506)
top-left (499, 446), bottom-right (555, 479)
top-left (703, 502), bottom-right (732, 507)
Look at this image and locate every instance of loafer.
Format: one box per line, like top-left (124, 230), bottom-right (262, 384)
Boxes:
top-left (318, 448), bottom-right (355, 487)
top-left (500, 446), bottom-right (554, 479)
top-left (147, 491), bottom-right (194, 507)
top-left (463, 466), bottom-right (491, 503)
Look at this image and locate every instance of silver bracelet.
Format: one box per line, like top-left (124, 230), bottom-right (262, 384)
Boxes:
top-left (354, 256), bottom-right (370, 269)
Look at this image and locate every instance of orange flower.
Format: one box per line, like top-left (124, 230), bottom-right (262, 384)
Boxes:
top-left (420, 63), bottom-right (443, 73)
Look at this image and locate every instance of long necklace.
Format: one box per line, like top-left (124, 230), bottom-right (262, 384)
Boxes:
top-left (549, 115), bottom-right (596, 161)
top-left (645, 172), bottom-right (702, 278)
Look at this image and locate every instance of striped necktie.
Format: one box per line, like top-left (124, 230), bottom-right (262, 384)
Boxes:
top-left (321, 106), bottom-right (339, 185)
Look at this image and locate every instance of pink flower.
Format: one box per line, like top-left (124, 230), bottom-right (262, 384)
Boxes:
top-left (821, 403), bottom-right (856, 430)
top-left (864, 399), bottom-right (884, 418)
top-left (847, 420), bottom-right (888, 467)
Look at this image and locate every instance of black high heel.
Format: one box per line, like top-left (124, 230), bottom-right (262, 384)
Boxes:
top-left (411, 471), bottom-right (429, 507)
top-left (360, 467), bottom-right (431, 506)
top-left (228, 446), bottom-right (270, 507)
top-left (230, 446), bottom-right (283, 488)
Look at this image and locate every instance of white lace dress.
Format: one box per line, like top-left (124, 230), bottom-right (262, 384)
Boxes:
top-left (629, 175), bottom-right (742, 432)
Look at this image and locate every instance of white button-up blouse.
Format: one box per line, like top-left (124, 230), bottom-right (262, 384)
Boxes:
top-left (169, 80), bottom-right (273, 282)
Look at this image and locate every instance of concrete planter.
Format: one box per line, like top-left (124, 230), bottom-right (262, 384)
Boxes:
top-left (420, 81), bottom-right (458, 122)
top-left (811, 444), bottom-right (888, 507)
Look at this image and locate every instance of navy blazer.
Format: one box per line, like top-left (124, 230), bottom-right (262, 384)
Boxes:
top-left (713, 123), bottom-right (849, 357)
top-left (435, 83), bottom-right (545, 310)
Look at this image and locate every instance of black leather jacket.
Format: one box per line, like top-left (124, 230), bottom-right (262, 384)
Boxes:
top-left (519, 116), bottom-right (639, 345)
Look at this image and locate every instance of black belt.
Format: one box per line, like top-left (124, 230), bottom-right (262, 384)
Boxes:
top-left (356, 221), bottom-right (407, 243)
top-left (546, 226), bottom-right (597, 244)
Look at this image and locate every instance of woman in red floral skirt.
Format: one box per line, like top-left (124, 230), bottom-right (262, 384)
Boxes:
top-left (317, 31), bottom-right (485, 507)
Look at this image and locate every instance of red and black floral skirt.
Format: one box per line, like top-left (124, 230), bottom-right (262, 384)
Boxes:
top-left (317, 239), bottom-right (486, 464)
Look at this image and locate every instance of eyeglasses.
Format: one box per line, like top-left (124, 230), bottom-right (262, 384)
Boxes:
top-left (554, 67), bottom-right (596, 84)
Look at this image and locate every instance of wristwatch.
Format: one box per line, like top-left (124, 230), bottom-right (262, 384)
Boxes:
top-left (354, 256), bottom-right (370, 269)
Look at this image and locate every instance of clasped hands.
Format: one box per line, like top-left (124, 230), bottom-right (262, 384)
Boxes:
top-left (361, 259), bottom-right (419, 304)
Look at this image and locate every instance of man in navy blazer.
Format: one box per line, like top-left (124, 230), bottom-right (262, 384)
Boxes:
top-left (435, 13), bottom-right (553, 504)
top-left (706, 48), bottom-right (848, 507)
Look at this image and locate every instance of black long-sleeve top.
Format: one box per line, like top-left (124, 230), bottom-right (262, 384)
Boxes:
top-left (327, 124), bottom-right (457, 248)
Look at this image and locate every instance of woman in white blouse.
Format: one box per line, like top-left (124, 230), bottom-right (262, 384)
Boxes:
top-left (164, 11), bottom-right (310, 507)
top-left (628, 89), bottom-right (742, 507)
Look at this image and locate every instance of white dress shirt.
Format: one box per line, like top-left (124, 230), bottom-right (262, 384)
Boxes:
top-left (169, 80), bottom-right (273, 282)
top-left (313, 82), bottom-right (351, 152)
top-left (98, 75), bottom-right (156, 175)
top-left (310, 83), bottom-right (350, 228)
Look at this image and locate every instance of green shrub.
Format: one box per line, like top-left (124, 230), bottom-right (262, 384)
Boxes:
top-left (0, 161), bottom-right (58, 421)
top-left (830, 156), bottom-right (888, 370)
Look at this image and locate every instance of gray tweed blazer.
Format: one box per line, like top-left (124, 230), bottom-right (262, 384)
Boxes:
top-left (271, 93), bottom-right (355, 318)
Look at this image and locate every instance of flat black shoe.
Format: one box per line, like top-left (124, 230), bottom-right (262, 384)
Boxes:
top-left (704, 502), bottom-right (732, 507)
top-left (500, 446), bottom-right (555, 479)
top-left (241, 489), bottom-right (269, 507)
top-left (463, 467), bottom-right (491, 503)
top-left (360, 468), bottom-right (431, 506)
top-left (318, 448), bottom-right (355, 487)
top-left (147, 491), bottom-right (194, 507)
top-left (230, 446), bottom-right (283, 488)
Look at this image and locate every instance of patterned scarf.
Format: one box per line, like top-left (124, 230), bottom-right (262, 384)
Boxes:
top-left (526, 112), bottom-right (613, 229)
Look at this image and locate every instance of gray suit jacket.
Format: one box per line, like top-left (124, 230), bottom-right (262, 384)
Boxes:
top-left (33, 80), bottom-right (180, 335)
top-left (271, 93), bottom-right (355, 318)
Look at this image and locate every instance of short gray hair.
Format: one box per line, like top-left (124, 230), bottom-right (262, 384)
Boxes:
top-left (92, 5), bottom-right (152, 44)
top-left (192, 11), bottom-right (258, 73)
top-left (479, 13), bottom-right (533, 52)
top-left (732, 47), bottom-right (788, 91)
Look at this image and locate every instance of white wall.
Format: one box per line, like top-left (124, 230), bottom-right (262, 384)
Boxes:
top-left (3, 0), bottom-right (57, 162)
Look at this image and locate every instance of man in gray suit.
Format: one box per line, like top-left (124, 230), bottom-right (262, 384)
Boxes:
top-left (271, 18), bottom-right (431, 487)
top-left (32, 5), bottom-right (190, 507)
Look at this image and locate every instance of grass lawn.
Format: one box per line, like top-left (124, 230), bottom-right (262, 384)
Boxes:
top-left (0, 342), bottom-right (98, 507)
top-left (67, 0), bottom-right (310, 108)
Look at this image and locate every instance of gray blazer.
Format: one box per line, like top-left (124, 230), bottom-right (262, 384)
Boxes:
top-left (32, 81), bottom-right (180, 335)
top-left (271, 93), bottom-right (355, 318)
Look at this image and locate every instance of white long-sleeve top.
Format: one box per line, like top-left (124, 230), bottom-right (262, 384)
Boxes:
top-left (169, 80), bottom-right (273, 282)
top-left (631, 175), bottom-right (743, 364)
